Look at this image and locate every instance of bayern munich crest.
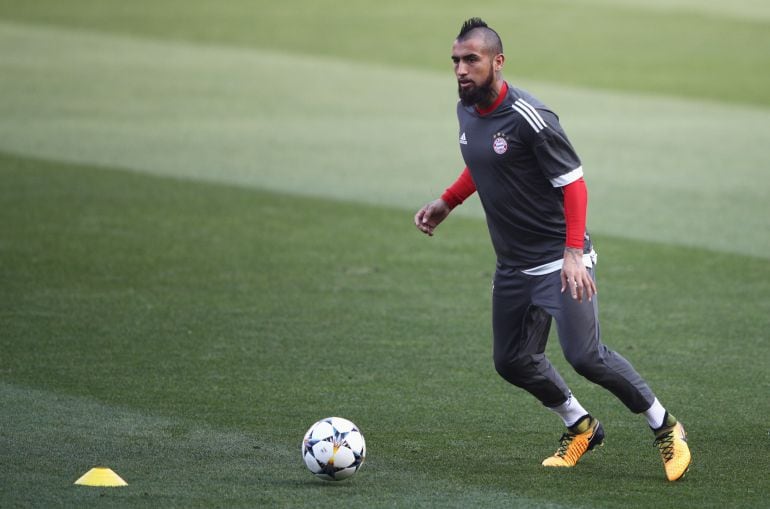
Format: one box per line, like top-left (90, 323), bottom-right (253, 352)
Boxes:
top-left (492, 133), bottom-right (508, 154)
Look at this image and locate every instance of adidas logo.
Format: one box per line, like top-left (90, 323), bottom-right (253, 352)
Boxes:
top-left (459, 132), bottom-right (467, 145)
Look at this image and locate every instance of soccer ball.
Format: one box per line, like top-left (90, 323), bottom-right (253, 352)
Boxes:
top-left (301, 417), bottom-right (366, 481)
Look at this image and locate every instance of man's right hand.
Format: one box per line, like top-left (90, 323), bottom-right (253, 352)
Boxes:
top-left (414, 199), bottom-right (451, 236)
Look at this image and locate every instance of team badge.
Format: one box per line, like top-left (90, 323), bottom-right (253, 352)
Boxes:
top-left (492, 132), bottom-right (508, 154)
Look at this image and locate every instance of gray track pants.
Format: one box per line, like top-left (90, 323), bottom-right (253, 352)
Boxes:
top-left (491, 260), bottom-right (655, 413)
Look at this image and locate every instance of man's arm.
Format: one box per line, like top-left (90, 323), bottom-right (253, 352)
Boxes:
top-left (560, 177), bottom-right (597, 302)
top-left (414, 167), bottom-right (476, 236)
top-left (440, 167), bottom-right (476, 209)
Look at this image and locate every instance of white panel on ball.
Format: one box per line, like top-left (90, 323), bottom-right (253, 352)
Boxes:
top-left (301, 417), bottom-right (366, 482)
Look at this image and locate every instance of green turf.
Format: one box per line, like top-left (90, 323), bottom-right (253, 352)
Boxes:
top-left (2, 153), bottom-right (769, 507)
top-left (1, 1), bottom-right (769, 507)
top-left (0, 21), bottom-right (768, 258)
top-left (0, 0), bottom-right (769, 107)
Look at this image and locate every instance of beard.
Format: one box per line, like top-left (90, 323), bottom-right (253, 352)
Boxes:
top-left (458, 66), bottom-right (496, 107)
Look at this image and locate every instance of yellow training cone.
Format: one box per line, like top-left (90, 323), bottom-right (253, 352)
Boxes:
top-left (74, 467), bottom-right (128, 487)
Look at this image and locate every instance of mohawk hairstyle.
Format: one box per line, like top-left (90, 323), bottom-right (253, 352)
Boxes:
top-left (456, 17), bottom-right (503, 55)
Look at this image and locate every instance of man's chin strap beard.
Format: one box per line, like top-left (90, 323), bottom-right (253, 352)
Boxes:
top-left (459, 70), bottom-right (498, 108)
top-left (459, 85), bottom-right (496, 108)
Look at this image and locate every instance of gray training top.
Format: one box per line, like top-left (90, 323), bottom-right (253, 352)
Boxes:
top-left (457, 82), bottom-right (587, 269)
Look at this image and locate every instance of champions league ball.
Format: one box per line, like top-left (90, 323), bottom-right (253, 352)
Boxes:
top-left (302, 417), bottom-right (366, 481)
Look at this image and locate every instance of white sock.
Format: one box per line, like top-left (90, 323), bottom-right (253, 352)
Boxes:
top-left (548, 393), bottom-right (589, 427)
top-left (643, 398), bottom-right (666, 429)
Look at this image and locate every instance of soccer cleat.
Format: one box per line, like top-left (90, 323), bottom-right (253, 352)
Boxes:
top-left (653, 417), bottom-right (691, 481)
top-left (542, 415), bottom-right (605, 467)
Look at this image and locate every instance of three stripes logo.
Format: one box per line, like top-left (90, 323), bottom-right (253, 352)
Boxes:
top-left (512, 99), bottom-right (548, 133)
top-left (459, 132), bottom-right (468, 145)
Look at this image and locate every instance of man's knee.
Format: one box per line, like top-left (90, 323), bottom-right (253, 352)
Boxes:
top-left (565, 348), bottom-right (603, 380)
top-left (493, 351), bottom-right (569, 407)
top-left (493, 352), bottom-right (536, 387)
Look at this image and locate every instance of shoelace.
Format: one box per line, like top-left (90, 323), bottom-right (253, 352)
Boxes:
top-left (555, 433), bottom-right (574, 457)
top-left (653, 429), bottom-right (675, 462)
top-left (555, 432), bottom-right (586, 464)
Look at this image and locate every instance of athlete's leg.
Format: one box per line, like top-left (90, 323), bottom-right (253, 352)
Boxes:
top-left (491, 264), bottom-right (571, 407)
top-left (533, 268), bottom-right (691, 479)
top-left (534, 268), bottom-right (655, 413)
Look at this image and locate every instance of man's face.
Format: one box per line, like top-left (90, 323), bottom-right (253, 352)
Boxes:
top-left (452, 36), bottom-right (496, 107)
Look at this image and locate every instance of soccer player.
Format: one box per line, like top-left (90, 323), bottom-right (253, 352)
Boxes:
top-left (414, 17), bottom-right (691, 481)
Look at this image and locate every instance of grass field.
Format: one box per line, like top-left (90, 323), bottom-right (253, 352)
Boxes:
top-left (1, 1), bottom-right (769, 507)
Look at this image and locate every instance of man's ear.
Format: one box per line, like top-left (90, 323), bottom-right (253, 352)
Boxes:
top-left (494, 53), bottom-right (505, 72)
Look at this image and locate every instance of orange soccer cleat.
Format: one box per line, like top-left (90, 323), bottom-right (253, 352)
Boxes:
top-left (542, 415), bottom-right (605, 467)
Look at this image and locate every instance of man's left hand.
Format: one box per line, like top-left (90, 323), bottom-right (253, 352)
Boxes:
top-left (561, 247), bottom-right (597, 302)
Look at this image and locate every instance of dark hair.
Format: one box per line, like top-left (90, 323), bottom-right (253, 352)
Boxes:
top-left (457, 17), bottom-right (503, 55)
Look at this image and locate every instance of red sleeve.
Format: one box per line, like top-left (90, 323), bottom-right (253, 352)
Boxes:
top-left (440, 167), bottom-right (476, 209)
top-left (563, 177), bottom-right (587, 249)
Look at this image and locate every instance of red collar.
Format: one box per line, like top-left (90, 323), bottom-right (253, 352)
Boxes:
top-left (475, 81), bottom-right (508, 116)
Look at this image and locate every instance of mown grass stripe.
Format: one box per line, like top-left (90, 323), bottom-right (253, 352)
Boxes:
top-left (0, 1), bottom-right (768, 106)
top-left (2, 151), bottom-right (769, 507)
top-left (1, 22), bottom-right (769, 258)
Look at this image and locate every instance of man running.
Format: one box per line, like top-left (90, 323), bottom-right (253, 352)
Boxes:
top-left (414, 17), bottom-right (691, 481)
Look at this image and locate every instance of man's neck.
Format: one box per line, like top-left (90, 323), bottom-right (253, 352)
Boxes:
top-left (476, 79), bottom-right (507, 115)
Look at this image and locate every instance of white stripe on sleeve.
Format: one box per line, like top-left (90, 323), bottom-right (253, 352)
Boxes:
top-left (549, 166), bottom-right (584, 187)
